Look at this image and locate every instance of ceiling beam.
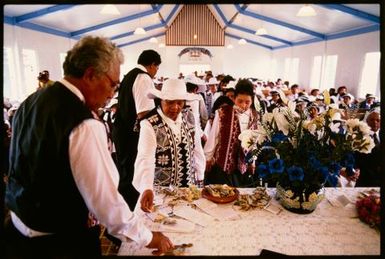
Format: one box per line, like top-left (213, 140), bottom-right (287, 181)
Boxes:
top-left (235, 4), bottom-right (325, 39)
top-left (319, 4), bottom-right (380, 24)
top-left (225, 32), bottom-right (272, 50)
top-left (15, 5), bottom-right (76, 23)
top-left (151, 4), bottom-right (167, 27)
top-left (118, 32), bottom-right (165, 48)
top-left (110, 22), bottom-right (164, 40)
top-left (212, 4), bottom-right (229, 26)
top-left (70, 8), bottom-right (158, 37)
top-left (228, 23), bottom-right (292, 46)
top-left (164, 4), bottom-right (181, 24)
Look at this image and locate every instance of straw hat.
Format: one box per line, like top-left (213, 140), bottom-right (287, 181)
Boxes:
top-left (148, 78), bottom-right (197, 101)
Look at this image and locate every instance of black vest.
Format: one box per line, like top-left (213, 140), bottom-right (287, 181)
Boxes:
top-left (112, 67), bottom-right (151, 162)
top-left (6, 82), bottom-right (93, 233)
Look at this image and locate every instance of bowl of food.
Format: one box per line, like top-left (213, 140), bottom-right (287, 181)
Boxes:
top-left (201, 184), bottom-right (239, 204)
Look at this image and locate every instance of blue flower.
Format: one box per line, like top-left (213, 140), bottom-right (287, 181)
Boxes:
top-left (329, 162), bottom-right (342, 175)
top-left (268, 158), bottom-right (285, 174)
top-left (271, 132), bottom-right (288, 143)
top-left (256, 164), bottom-right (270, 179)
top-left (287, 166), bottom-right (304, 182)
top-left (308, 155), bottom-right (321, 170)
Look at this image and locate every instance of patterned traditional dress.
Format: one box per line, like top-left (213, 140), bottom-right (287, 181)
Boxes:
top-left (146, 108), bottom-right (197, 187)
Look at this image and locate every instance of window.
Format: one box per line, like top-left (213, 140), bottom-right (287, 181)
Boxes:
top-left (22, 49), bottom-right (39, 97)
top-left (3, 47), bottom-right (18, 100)
top-left (310, 56), bottom-right (322, 89)
top-left (283, 58), bottom-right (291, 81)
top-left (289, 58), bottom-right (299, 84)
top-left (320, 55), bottom-right (338, 91)
top-left (59, 53), bottom-right (67, 77)
top-left (283, 58), bottom-right (299, 84)
top-left (358, 52), bottom-right (380, 99)
top-left (269, 59), bottom-right (277, 81)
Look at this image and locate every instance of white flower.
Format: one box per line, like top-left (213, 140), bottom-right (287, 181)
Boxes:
top-left (255, 128), bottom-right (268, 145)
top-left (238, 129), bottom-right (257, 150)
top-left (329, 121), bottom-right (341, 133)
top-left (273, 108), bottom-right (290, 135)
top-left (262, 112), bottom-right (274, 124)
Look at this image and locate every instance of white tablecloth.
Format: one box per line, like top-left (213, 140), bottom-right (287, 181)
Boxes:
top-left (118, 187), bottom-right (380, 256)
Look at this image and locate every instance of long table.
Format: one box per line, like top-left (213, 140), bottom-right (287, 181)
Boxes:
top-left (118, 187), bottom-right (380, 256)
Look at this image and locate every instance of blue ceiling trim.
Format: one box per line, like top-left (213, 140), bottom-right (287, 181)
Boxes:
top-left (70, 9), bottom-right (157, 37)
top-left (273, 24), bottom-right (379, 50)
top-left (4, 16), bottom-right (16, 25)
top-left (326, 24), bottom-right (379, 40)
top-left (213, 4), bottom-right (229, 25)
top-left (15, 5), bottom-right (76, 23)
top-left (118, 32), bottom-right (165, 48)
top-left (320, 4), bottom-right (380, 24)
top-left (152, 4), bottom-right (166, 26)
top-left (165, 4), bottom-right (180, 24)
top-left (228, 23), bottom-right (292, 46)
top-left (110, 22), bottom-right (165, 40)
top-left (17, 22), bottom-right (71, 38)
top-left (225, 32), bottom-right (272, 50)
top-left (235, 4), bottom-right (325, 39)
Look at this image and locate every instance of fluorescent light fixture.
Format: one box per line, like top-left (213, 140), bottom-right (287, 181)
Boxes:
top-left (134, 27), bottom-right (146, 35)
top-left (100, 4), bottom-right (120, 15)
top-left (149, 37), bottom-right (158, 43)
top-left (296, 4), bottom-right (317, 17)
top-left (255, 27), bottom-right (268, 35)
top-left (227, 44), bottom-right (234, 49)
top-left (159, 43), bottom-right (165, 48)
top-left (238, 39), bottom-right (247, 45)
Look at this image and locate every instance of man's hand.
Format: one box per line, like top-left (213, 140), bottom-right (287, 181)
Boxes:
top-left (140, 189), bottom-right (154, 212)
top-left (146, 232), bottom-right (174, 255)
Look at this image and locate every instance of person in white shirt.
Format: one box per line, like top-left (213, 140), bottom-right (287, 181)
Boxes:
top-left (204, 79), bottom-right (259, 187)
top-left (4, 36), bottom-right (173, 257)
top-left (133, 79), bottom-right (206, 213)
top-left (112, 49), bottom-right (161, 210)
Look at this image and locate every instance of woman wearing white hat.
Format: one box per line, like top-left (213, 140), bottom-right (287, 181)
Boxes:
top-left (132, 79), bottom-right (206, 212)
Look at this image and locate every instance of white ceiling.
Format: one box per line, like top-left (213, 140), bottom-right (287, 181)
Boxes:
top-left (3, 3), bottom-right (380, 50)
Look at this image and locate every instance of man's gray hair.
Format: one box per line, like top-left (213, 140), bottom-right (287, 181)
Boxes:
top-left (63, 35), bottom-right (124, 78)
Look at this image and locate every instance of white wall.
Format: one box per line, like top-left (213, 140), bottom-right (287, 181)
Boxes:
top-left (272, 31), bottom-right (380, 99)
top-left (120, 36), bottom-right (272, 80)
top-left (3, 24), bottom-right (75, 100)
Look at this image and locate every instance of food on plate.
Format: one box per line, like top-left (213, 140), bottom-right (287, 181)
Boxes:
top-left (153, 213), bottom-right (177, 225)
top-left (204, 184), bottom-right (236, 198)
top-left (234, 187), bottom-right (271, 211)
top-left (161, 243), bottom-right (193, 256)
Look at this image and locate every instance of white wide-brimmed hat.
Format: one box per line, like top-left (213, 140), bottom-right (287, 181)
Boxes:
top-left (207, 77), bottom-right (219, 85)
top-left (148, 78), bottom-right (197, 101)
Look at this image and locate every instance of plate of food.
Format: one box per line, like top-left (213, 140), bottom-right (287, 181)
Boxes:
top-left (201, 184), bottom-right (239, 204)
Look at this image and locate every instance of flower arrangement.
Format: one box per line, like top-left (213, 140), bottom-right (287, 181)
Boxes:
top-left (356, 193), bottom-right (380, 230)
top-left (239, 101), bottom-right (375, 193)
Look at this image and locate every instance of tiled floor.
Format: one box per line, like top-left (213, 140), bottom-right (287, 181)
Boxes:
top-left (100, 226), bottom-right (120, 256)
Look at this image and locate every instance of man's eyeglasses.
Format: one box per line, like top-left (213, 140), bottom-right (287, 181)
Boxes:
top-left (105, 73), bottom-right (120, 91)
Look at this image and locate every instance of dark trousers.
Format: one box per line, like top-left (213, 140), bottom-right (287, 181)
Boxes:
top-left (3, 216), bottom-right (101, 258)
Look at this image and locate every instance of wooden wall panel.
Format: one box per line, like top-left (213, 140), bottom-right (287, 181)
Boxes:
top-left (166, 4), bottom-right (224, 46)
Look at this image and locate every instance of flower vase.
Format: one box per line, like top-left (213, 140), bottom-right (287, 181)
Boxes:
top-left (275, 182), bottom-right (325, 214)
